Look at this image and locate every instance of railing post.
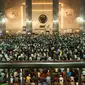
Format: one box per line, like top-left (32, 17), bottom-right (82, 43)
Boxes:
top-left (21, 68), bottom-right (23, 85)
top-left (37, 68), bottom-right (38, 85)
top-left (65, 68), bottom-right (67, 85)
top-left (8, 68), bottom-right (10, 85)
top-left (51, 68), bottom-right (52, 85)
top-left (79, 68), bottom-right (82, 85)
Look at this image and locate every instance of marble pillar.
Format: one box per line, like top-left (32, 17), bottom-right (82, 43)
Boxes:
top-left (80, 0), bottom-right (85, 35)
top-left (53, 0), bottom-right (59, 35)
top-left (0, 0), bottom-right (6, 35)
top-left (26, 0), bottom-right (32, 33)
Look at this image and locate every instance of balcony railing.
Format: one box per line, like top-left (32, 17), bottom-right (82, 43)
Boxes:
top-left (0, 61), bottom-right (85, 85)
top-left (0, 61), bottom-right (85, 68)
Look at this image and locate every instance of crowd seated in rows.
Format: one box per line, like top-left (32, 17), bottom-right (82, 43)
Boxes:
top-left (0, 34), bottom-right (85, 61)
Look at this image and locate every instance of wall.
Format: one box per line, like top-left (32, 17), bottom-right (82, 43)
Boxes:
top-left (59, 0), bottom-right (80, 34)
top-left (32, 0), bottom-right (53, 34)
top-left (5, 0), bottom-right (22, 34)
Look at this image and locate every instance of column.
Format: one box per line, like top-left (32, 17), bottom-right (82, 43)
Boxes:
top-left (53, 0), bottom-right (59, 35)
top-left (80, 0), bottom-right (85, 35)
top-left (0, 0), bottom-right (6, 35)
top-left (26, 0), bottom-right (32, 33)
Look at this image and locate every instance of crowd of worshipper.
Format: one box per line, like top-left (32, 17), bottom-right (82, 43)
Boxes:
top-left (0, 33), bottom-right (85, 61)
top-left (0, 69), bottom-right (8, 84)
top-left (0, 68), bottom-right (83, 85)
top-left (38, 68), bottom-right (51, 85)
top-left (24, 68), bottom-right (37, 85)
top-left (52, 68), bottom-right (79, 85)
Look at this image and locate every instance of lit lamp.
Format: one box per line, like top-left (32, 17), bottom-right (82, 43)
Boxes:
top-left (76, 17), bottom-right (85, 23)
top-left (53, 19), bottom-right (59, 23)
top-left (6, 31), bottom-right (9, 33)
top-left (22, 2), bottom-right (26, 5)
top-left (1, 18), bottom-right (7, 23)
top-left (16, 31), bottom-right (21, 34)
top-left (26, 19), bottom-right (32, 23)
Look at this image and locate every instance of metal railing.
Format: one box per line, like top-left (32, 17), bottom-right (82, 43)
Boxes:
top-left (0, 61), bottom-right (85, 68)
top-left (0, 61), bottom-right (85, 85)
